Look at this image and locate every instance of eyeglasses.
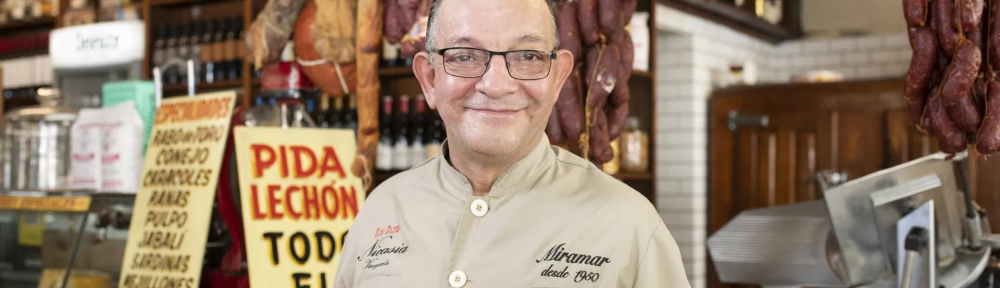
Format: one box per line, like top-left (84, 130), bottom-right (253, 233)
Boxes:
top-left (431, 47), bottom-right (558, 80)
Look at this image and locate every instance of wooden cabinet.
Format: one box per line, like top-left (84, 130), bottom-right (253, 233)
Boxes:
top-left (707, 79), bottom-right (1000, 288)
top-left (658, 0), bottom-right (802, 43)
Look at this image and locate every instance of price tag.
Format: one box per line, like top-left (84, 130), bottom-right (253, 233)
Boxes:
top-left (0, 196), bottom-right (91, 212)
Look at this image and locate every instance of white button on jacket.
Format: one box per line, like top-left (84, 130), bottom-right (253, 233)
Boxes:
top-left (470, 199), bottom-right (489, 217)
top-left (448, 270), bottom-right (468, 287)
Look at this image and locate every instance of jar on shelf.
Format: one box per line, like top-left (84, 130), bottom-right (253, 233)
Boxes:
top-left (619, 116), bottom-right (648, 173)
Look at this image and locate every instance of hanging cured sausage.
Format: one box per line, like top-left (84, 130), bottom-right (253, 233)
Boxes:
top-left (548, 0), bottom-right (634, 165)
top-left (901, 0), bottom-right (1000, 157)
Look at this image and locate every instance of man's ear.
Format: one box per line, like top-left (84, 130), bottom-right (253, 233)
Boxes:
top-left (551, 49), bottom-right (575, 99)
top-left (413, 51), bottom-right (438, 109)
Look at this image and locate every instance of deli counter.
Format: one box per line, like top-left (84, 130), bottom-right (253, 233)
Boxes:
top-left (0, 191), bottom-right (134, 288)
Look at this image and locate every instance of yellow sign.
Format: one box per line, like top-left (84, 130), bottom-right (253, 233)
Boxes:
top-left (234, 127), bottom-right (365, 288)
top-left (18, 212), bottom-right (44, 246)
top-left (0, 196), bottom-right (91, 212)
top-left (118, 92), bottom-right (236, 288)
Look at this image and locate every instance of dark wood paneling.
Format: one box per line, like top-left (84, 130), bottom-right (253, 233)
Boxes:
top-left (736, 130), bottom-right (758, 214)
top-left (775, 130), bottom-right (795, 205)
top-left (794, 133), bottom-right (817, 202)
top-left (755, 131), bottom-right (774, 208)
top-left (836, 111), bottom-right (885, 178)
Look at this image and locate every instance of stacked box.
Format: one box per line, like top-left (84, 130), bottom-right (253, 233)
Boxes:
top-left (101, 81), bottom-right (156, 156)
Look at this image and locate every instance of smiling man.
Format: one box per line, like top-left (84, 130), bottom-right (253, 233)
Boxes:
top-left (332, 0), bottom-right (690, 287)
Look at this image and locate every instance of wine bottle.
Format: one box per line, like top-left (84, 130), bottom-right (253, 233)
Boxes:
top-left (200, 20), bottom-right (215, 83)
top-left (426, 110), bottom-right (444, 159)
top-left (410, 95), bottom-right (427, 165)
top-left (328, 96), bottom-right (343, 128)
top-left (376, 96), bottom-right (394, 171)
top-left (392, 95), bottom-right (411, 170)
top-left (165, 24), bottom-right (179, 84)
top-left (318, 97), bottom-right (331, 128)
top-left (381, 39), bottom-right (399, 67)
top-left (346, 94), bottom-right (358, 137)
top-left (212, 18), bottom-right (227, 81)
top-left (226, 17), bottom-right (239, 80)
top-left (236, 16), bottom-right (245, 79)
top-left (177, 23), bottom-right (190, 84)
top-left (190, 21), bottom-right (203, 84)
top-left (153, 24), bottom-right (167, 73)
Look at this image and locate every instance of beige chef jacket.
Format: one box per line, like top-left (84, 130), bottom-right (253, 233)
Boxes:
top-left (334, 135), bottom-right (690, 288)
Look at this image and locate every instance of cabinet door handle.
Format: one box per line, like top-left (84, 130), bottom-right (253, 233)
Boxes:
top-left (727, 110), bottom-right (769, 131)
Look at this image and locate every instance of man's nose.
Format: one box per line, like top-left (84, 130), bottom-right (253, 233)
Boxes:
top-left (475, 54), bottom-right (518, 99)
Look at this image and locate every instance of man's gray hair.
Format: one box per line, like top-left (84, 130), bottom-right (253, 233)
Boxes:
top-left (424, 0), bottom-right (560, 58)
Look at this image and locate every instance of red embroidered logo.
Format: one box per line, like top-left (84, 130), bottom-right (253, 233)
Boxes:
top-left (374, 225), bottom-right (400, 237)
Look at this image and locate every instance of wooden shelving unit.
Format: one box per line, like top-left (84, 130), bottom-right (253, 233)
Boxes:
top-left (148, 0), bottom-right (222, 7)
top-left (0, 16), bottom-right (56, 33)
top-left (141, 0), bottom-right (262, 108)
top-left (615, 171), bottom-right (654, 181)
top-left (378, 65), bottom-right (414, 77)
top-left (630, 70), bottom-right (652, 79)
top-left (161, 80), bottom-right (243, 94)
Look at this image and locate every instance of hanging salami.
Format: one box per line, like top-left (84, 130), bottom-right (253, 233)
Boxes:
top-left (542, 0), bottom-right (635, 164)
top-left (901, 0), bottom-right (1000, 157)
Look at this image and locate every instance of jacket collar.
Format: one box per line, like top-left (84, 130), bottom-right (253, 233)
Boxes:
top-left (438, 134), bottom-right (555, 197)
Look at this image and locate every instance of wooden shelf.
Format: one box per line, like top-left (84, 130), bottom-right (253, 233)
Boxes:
top-left (379, 66), bottom-right (414, 77)
top-left (0, 16), bottom-right (55, 33)
top-left (375, 170), bottom-right (401, 184)
top-left (150, 0), bottom-right (231, 7)
top-left (162, 80), bottom-right (243, 94)
top-left (631, 70), bottom-right (652, 79)
top-left (614, 171), bottom-right (654, 181)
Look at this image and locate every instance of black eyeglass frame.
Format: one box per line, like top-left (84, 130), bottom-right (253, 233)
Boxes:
top-left (430, 47), bottom-right (559, 80)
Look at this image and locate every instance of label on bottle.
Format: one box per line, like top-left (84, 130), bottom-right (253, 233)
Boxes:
top-left (425, 143), bottom-right (442, 159)
top-left (212, 41), bottom-right (225, 65)
top-left (225, 38), bottom-right (236, 62)
top-left (200, 43), bottom-right (212, 63)
top-left (237, 36), bottom-right (246, 59)
top-left (409, 144), bottom-right (426, 167)
top-left (392, 139), bottom-right (410, 170)
top-left (376, 141), bottom-right (392, 171)
top-left (30, 0), bottom-right (42, 18)
top-left (382, 40), bottom-right (398, 62)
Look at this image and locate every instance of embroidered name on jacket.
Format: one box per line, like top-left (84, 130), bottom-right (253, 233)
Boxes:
top-left (357, 235), bottom-right (408, 270)
top-left (535, 243), bottom-right (610, 267)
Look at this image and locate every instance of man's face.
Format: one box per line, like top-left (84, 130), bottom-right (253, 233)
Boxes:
top-left (413, 0), bottom-right (574, 158)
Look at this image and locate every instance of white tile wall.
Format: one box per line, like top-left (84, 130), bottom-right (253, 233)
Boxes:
top-left (652, 4), bottom-right (912, 288)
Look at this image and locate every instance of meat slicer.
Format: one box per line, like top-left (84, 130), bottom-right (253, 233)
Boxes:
top-left (707, 152), bottom-right (999, 288)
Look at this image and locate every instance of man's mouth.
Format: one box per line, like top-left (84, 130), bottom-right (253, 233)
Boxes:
top-left (468, 108), bottom-right (521, 116)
